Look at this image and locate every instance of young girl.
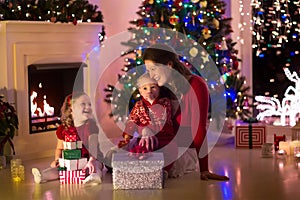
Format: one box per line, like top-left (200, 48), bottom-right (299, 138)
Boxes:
top-left (32, 92), bottom-right (103, 184)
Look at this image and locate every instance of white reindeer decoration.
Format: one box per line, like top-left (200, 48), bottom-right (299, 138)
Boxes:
top-left (255, 68), bottom-right (300, 126)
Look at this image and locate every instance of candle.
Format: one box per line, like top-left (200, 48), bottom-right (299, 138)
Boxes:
top-left (261, 143), bottom-right (274, 158)
top-left (279, 141), bottom-right (290, 156)
top-left (290, 140), bottom-right (300, 156)
top-left (277, 149), bottom-right (286, 155)
top-left (10, 159), bottom-right (24, 182)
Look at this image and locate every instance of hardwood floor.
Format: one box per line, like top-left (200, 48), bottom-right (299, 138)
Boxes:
top-left (1, 144), bottom-right (300, 200)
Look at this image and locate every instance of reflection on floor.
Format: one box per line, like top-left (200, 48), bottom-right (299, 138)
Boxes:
top-left (1, 144), bottom-right (300, 200)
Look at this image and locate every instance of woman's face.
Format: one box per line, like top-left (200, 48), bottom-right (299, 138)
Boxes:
top-left (72, 94), bottom-right (92, 123)
top-left (144, 60), bottom-right (172, 86)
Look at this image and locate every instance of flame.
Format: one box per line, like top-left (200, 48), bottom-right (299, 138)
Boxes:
top-left (43, 95), bottom-right (54, 116)
top-left (30, 90), bottom-right (54, 117)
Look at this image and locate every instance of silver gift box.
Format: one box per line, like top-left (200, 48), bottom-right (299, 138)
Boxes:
top-left (112, 152), bottom-right (164, 189)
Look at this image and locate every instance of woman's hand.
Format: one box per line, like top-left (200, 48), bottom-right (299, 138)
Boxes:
top-left (139, 127), bottom-right (158, 150)
top-left (84, 158), bottom-right (96, 174)
top-left (200, 171), bottom-right (230, 181)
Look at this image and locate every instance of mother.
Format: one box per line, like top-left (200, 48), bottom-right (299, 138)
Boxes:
top-left (142, 43), bottom-right (229, 181)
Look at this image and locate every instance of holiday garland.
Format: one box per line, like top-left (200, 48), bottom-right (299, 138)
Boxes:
top-left (0, 0), bottom-right (103, 24)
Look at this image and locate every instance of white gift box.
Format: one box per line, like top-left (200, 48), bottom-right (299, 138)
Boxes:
top-left (112, 152), bottom-right (164, 190)
top-left (60, 158), bottom-right (88, 171)
top-left (63, 141), bottom-right (83, 150)
top-left (59, 158), bottom-right (65, 167)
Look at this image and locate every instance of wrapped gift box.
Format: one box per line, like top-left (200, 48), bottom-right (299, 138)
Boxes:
top-left (59, 170), bottom-right (86, 184)
top-left (63, 149), bottom-right (82, 160)
top-left (65, 135), bottom-right (77, 142)
top-left (63, 141), bottom-right (83, 150)
top-left (59, 158), bottom-right (88, 170)
top-left (112, 152), bottom-right (164, 190)
top-left (235, 122), bottom-right (266, 148)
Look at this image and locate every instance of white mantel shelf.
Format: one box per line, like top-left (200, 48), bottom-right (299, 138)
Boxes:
top-left (0, 21), bottom-right (103, 160)
top-left (1, 20), bottom-right (103, 33)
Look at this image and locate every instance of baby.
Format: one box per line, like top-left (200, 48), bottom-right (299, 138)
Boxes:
top-left (120, 73), bottom-right (177, 172)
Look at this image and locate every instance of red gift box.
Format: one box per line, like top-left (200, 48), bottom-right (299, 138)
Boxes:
top-left (59, 170), bottom-right (86, 184)
top-left (65, 135), bottom-right (77, 142)
top-left (235, 123), bottom-right (266, 148)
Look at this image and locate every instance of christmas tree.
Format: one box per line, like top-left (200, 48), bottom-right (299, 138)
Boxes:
top-left (0, 0), bottom-right (103, 24)
top-left (104, 0), bottom-right (252, 121)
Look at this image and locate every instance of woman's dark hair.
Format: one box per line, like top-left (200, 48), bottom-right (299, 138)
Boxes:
top-left (143, 43), bottom-right (192, 96)
top-left (142, 43), bottom-right (192, 79)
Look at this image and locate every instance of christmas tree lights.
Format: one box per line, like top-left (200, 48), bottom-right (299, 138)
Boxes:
top-left (252, 0), bottom-right (300, 124)
top-left (104, 0), bottom-right (252, 121)
top-left (252, 0), bottom-right (298, 57)
top-left (0, 0), bottom-right (103, 24)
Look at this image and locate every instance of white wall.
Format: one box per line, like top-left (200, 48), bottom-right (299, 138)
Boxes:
top-left (100, 0), bottom-right (141, 37)
top-left (91, 0), bottom-right (141, 139)
top-left (230, 0), bottom-right (252, 95)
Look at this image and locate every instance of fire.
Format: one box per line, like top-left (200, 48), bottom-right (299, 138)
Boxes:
top-left (30, 90), bottom-right (54, 117)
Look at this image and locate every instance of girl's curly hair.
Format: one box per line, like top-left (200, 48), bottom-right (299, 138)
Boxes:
top-left (60, 92), bottom-right (87, 128)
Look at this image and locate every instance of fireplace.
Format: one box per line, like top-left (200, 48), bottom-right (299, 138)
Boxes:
top-left (28, 62), bottom-right (86, 134)
top-left (0, 21), bottom-right (103, 159)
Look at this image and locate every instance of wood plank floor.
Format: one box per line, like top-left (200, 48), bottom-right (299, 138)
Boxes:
top-left (1, 144), bottom-right (300, 200)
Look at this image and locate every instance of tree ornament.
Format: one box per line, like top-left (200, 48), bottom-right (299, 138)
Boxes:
top-left (169, 14), bottom-right (179, 25)
top-left (137, 19), bottom-right (145, 27)
top-left (173, 0), bottom-right (184, 11)
top-left (160, 11), bottom-right (164, 22)
top-left (50, 16), bottom-right (57, 23)
top-left (220, 72), bottom-right (231, 84)
top-left (213, 18), bottom-right (219, 30)
top-left (69, 0), bottom-right (75, 5)
top-left (191, 0), bottom-right (200, 3)
top-left (202, 28), bottom-right (211, 39)
top-left (148, 0), bottom-right (154, 4)
top-left (8, 2), bottom-right (13, 9)
top-left (136, 49), bottom-right (143, 57)
top-left (147, 22), bottom-right (154, 27)
top-left (220, 57), bottom-right (228, 65)
top-left (220, 40), bottom-right (228, 50)
top-left (215, 43), bottom-right (221, 50)
top-left (73, 19), bottom-right (77, 25)
top-left (189, 47), bottom-right (199, 57)
top-left (200, 1), bottom-right (207, 8)
top-left (232, 60), bottom-right (239, 70)
top-left (192, 16), bottom-right (195, 26)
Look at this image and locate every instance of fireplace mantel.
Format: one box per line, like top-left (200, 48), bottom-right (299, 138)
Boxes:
top-left (0, 21), bottom-right (103, 159)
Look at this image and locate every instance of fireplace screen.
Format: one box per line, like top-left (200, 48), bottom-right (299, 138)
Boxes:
top-left (28, 62), bottom-right (86, 134)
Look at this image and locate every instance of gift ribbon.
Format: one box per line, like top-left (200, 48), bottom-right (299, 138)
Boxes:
top-left (243, 117), bottom-right (258, 149)
top-left (248, 123), bottom-right (252, 149)
top-left (57, 166), bottom-right (67, 171)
